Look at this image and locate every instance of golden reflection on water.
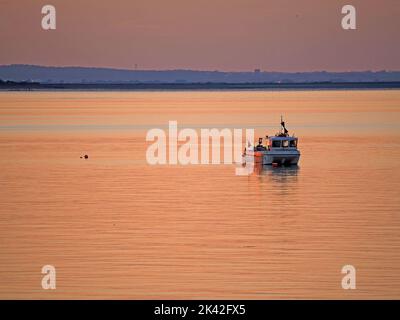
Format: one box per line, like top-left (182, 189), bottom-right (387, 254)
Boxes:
top-left (0, 90), bottom-right (400, 299)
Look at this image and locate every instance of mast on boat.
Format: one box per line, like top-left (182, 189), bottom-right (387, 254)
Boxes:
top-left (279, 115), bottom-right (289, 137)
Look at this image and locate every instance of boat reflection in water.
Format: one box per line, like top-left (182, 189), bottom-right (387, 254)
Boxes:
top-left (252, 161), bottom-right (299, 183)
top-left (239, 161), bottom-right (300, 208)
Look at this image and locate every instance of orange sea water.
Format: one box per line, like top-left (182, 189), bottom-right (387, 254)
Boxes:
top-left (0, 90), bottom-right (399, 299)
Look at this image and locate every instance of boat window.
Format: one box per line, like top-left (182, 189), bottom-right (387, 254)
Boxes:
top-left (290, 140), bottom-right (297, 147)
top-left (272, 140), bottom-right (281, 148)
top-left (282, 140), bottom-right (289, 148)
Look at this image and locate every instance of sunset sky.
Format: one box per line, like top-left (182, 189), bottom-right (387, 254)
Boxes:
top-left (0, 0), bottom-right (399, 72)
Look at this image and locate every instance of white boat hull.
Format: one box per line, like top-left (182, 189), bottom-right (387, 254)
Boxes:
top-left (263, 152), bottom-right (300, 165)
top-left (244, 150), bottom-right (300, 166)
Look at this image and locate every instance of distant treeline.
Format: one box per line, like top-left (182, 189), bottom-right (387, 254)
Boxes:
top-left (1, 65), bottom-right (400, 84)
top-left (1, 80), bottom-right (400, 91)
top-left (0, 79), bottom-right (41, 89)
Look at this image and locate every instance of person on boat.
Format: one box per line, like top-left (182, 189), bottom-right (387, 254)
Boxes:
top-left (255, 137), bottom-right (267, 151)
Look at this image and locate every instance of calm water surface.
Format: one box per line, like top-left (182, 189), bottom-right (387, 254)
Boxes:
top-left (0, 90), bottom-right (399, 299)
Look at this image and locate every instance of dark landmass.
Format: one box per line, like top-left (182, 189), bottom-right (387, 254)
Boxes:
top-left (1, 80), bottom-right (400, 91)
top-left (1, 64), bottom-right (400, 84)
top-left (0, 79), bottom-right (41, 88)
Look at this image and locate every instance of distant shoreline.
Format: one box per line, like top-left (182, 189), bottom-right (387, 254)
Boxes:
top-left (1, 81), bottom-right (400, 91)
top-left (2, 65), bottom-right (400, 86)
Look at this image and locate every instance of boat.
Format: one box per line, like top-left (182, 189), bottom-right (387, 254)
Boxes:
top-left (243, 117), bottom-right (300, 166)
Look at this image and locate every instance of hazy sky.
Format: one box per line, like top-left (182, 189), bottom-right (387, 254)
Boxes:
top-left (0, 0), bottom-right (399, 71)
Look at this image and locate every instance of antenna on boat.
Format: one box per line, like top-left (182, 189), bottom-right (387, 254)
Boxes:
top-left (280, 115), bottom-right (289, 136)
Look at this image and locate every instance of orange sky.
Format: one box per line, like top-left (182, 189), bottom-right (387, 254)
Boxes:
top-left (0, 0), bottom-right (399, 71)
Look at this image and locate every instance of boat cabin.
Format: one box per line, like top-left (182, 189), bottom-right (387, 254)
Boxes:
top-left (268, 136), bottom-right (298, 149)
